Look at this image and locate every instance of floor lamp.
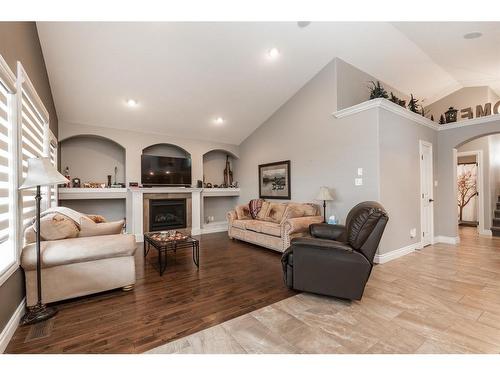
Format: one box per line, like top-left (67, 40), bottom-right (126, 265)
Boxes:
top-left (316, 186), bottom-right (334, 223)
top-left (19, 157), bottom-right (69, 325)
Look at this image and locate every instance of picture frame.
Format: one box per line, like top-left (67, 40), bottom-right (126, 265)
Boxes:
top-left (258, 160), bottom-right (291, 200)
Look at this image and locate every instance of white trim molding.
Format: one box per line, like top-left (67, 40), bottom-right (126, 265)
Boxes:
top-left (0, 299), bottom-right (25, 353)
top-left (433, 236), bottom-right (461, 245)
top-left (0, 54), bottom-right (16, 93)
top-left (374, 242), bottom-right (422, 264)
top-left (333, 98), bottom-right (439, 130)
top-left (332, 98), bottom-right (500, 132)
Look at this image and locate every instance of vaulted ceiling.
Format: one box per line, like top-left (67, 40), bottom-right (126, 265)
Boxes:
top-left (37, 22), bottom-right (500, 145)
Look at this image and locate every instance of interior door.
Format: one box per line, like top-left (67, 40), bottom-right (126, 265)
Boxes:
top-left (420, 141), bottom-right (434, 247)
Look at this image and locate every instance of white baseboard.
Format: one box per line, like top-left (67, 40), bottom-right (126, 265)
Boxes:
top-left (199, 221), bottom-right (228, 234)
top-left (374, 242), bottom-right (421, 264)
top-left (434, 235), bottom-right (460, 244)
top-left (0, 299), bottom-right (25, 353)
top-left (480, 229), bottom-right (492, 236)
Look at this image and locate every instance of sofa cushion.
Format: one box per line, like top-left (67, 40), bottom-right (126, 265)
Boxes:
top-left (79, 217), bottom-right (124, 238)
top-left (260, 222), bottom-right (281, 237)
top-left (284, 203), bottom-right (319, 220)
top-left (21, 234), bottom-right (136, 271)
top-left (232, 220), bottom-right (248, 230)
top-left (245, 220), bottom-right (263, 233)
top-left (249, 199), bottom-right (264, 219)
top-left (35, 213), bottom-right (79, 241)
top-left (235, 205), bottom-right (252, 220)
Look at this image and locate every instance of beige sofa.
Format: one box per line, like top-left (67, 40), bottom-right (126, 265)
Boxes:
top-left (21, 210), bottom-right (137, 307)
top-left (227, 201), bottom-right (323, 252)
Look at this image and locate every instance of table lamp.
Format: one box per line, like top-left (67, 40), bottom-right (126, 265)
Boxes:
top-left (19, 157), bottom-right (69, 325)
top-left (316, 186), bottom-right (333, 223)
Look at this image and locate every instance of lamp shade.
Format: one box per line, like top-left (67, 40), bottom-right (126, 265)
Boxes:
top-left (19, 157), bottom-right (69, 190)
top-left (316, 186), bottom-right (333, 201)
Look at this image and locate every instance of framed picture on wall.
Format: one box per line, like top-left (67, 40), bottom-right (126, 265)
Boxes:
top-left (258, 160), bottom-right (291, 200)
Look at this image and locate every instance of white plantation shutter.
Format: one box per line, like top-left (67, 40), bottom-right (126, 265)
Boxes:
top-left (0, 55), bottom-right (17, 279)
top-left (48, 132), bottom-right (58, 207)
top-left (17, 63), bottom-right (50, 226)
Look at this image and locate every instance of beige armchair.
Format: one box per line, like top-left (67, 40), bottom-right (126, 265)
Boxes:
top-left (21, 210), bottom-right (137, 306)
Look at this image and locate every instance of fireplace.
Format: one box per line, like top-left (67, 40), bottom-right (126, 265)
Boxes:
top-left (149, 198), bottom-right (187, 231)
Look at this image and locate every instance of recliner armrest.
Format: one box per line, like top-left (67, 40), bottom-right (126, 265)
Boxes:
top-left (309, 223), bottom-right (346, 241)
top-left (291, 237), bottom-right (353, 253)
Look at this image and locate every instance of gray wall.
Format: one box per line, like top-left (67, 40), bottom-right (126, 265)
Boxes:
top-left (0, 22), bottom-right (58, 135)
top-left (0, 22), bottom-right (57, 334)
top-left (142, 143), bottom-right (189, 158)
top-left (235, 60), bottom-right (380, 225)
top-left (60, 135), bottom-right (126, 184)
top-left (425, 86), bottom-right (492, 123)
top-left (203, 196), bottom-right (238, 223)
top-left (436, 119), bottom-right (500, 237)
top-left (59, 199), bottom-right (126, 222)
top-left (335, 58), bottom-right (408, 111)
top-left (378, 110), bottom-right (437, 253)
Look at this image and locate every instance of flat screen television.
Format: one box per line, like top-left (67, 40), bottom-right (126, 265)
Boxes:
top-left (141, 155), bottom-right (192, 187)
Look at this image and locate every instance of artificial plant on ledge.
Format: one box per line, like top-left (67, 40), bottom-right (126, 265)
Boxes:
top-left (368, 81), bottom-right (388, 99)
top-left (407, 94), bottom-right (420, 113)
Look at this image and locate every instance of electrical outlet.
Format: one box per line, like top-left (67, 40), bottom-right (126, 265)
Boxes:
top-left (357, 168), bottom-right (363, 176)
top-left (355, 178), bottom-right (363, 186)
top-left (410, 228), bottom-right (416, 238)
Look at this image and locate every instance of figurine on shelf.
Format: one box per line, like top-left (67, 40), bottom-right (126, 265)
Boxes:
top-left (223, 155), bottom-right (233, 187)
top-left (63, 166), bottom-right (71, 187)
top-left (72, 178), bottom-right (81, 188)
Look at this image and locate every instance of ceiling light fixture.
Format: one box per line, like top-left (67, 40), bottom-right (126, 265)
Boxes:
top-left (126, 99), bottom-right (138, 107)
top-left (463, 32), bottom-right (483, 39)
top-left (214, 117), bottom-right (225, 125)
top-left (297, 21), bottom-right (311, 28)
top-left (267, 47), bottom-right (280, 59)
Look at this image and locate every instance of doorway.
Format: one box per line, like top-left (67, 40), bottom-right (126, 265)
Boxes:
top-left (420, 140), bottom-right (434, 247)
top-left (455, 150), bottom-right (485, 235)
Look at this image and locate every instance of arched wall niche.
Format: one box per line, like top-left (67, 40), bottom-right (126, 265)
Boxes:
top-left (59, 134), bottom-right (126, 184)
top-left (142, 143), bottom-right (191, 158)
top-left (202, 149), bottom-right (238, 186)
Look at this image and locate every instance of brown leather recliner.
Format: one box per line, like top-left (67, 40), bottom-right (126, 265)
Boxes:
top-left (281, 201), bottom-right (388, 300)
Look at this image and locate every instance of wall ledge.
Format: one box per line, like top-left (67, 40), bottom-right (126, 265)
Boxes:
top-left (333, 98), bottom-right (500, 132)
top-left (333, 98), bottom-right (439, 130)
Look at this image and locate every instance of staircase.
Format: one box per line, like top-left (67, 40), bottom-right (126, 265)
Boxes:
top-left (493, 195), bottom-right (500, 237)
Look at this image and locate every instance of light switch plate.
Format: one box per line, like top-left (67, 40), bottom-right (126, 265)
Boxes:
top-left (357, 168), bottom-right (363, 176)
top-left (355, 178), bottom-right (363, 186)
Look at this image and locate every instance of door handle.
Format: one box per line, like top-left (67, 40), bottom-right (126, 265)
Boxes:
top-left (429, 199), bottom-right (434, 203)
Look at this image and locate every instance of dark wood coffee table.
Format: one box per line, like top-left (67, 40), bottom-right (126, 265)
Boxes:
top-left (143, 230), bottom-right (199, 275)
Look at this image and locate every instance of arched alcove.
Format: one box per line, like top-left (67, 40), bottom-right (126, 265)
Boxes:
top-left (202, 149), bottom-right (238, 186)
top-left (142, 143), bottom-right (191, 158)
top-left (60, 134), bottom-right (126, 183)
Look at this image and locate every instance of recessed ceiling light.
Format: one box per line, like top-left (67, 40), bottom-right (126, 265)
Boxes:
top-left (267, 47), bottom-right (280, 59)
top-left (214, 117), bottom-right (225, 125)
top-left (126, 99), bottom-right (138, 107)
top-left (463, 32), bottom-right (482, 39)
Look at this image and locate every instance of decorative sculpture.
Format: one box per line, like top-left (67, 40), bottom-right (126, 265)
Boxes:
top-left (223, 155), bottom-right (233, 187)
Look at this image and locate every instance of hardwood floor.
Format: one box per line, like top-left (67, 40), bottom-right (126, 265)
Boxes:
top-left (149, 227), bottom-right (500, 354)
top-left (6, 232), bottom-right (296, 353)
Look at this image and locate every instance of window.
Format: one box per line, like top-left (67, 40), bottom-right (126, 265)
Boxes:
top-left (17, 62), bottom-right (50, 226)
top-left (0, 55), bottom-right (17, 282)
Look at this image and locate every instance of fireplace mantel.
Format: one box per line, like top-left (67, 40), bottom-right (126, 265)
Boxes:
top-left (126, 187), bottom-right (202, 240)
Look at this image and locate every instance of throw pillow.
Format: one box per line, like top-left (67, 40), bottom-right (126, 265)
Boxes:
top-left (235, 205), bottom-right (252, 220)
top-left (79, 217), bottom-right (124, 237)
top-left (35, 213), bottom-right (79, 241)
top-left (249, 199), bottom-right (264, 219)
top-left (256, 201), bottom-right (271, 220)
top-left (264, 203), bottom-right (288, 223)
top-left (87, 214), bottom-right (107, 223)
